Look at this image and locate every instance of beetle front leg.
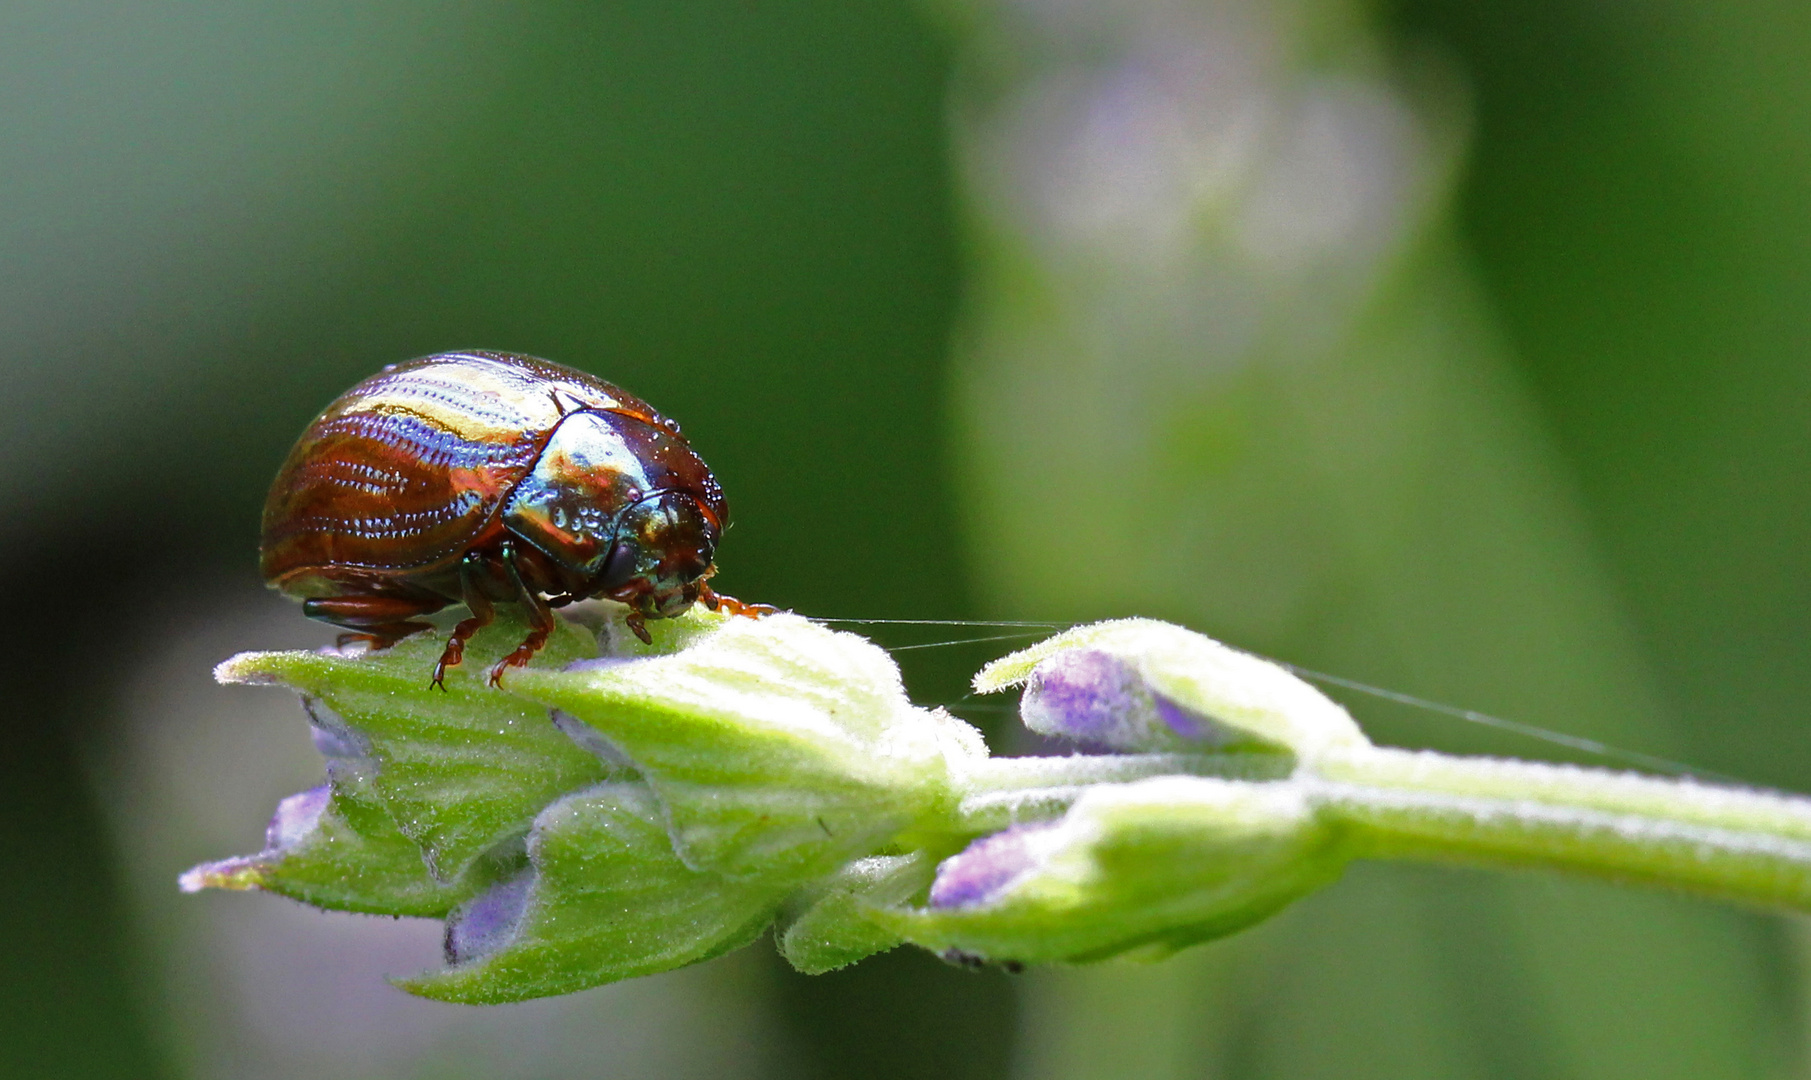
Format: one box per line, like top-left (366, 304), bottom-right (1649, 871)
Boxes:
top-left (488, 542), bottom-right (557, 686)
top-left (698, 582), bottom-right (778, 619)
top-left (432, 553), bottom-right (497, 690)
top-left (623, 609), bottom-right (654, 645)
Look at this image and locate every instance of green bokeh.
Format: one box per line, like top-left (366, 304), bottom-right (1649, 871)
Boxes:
top-left (4, 0), bottom-right (1810, 1076)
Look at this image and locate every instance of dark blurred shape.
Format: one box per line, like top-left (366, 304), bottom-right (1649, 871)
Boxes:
top-left (0, 539), bottom-right (169, 1080)
top-left (774, 949), bottom-right (1019, 1080)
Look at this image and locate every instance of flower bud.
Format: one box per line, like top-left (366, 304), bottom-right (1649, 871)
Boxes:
top-left (877, 776), bottom-right (1348, 965)
top-left (978, 619), bottom-right (1367, 758)
top-left (925, 821), bottom-right (1062, 908)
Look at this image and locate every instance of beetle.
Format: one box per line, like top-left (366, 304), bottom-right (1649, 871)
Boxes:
top-left (261, 350), bottom-right (763, 687)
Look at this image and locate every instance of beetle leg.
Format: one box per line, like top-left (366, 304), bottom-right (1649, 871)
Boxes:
top-left (624, 610), bottom-right (654, 645)
top-left (697, 582), bottom-right (778, 619)
top-left (432, 553), bottom-right (498, 690)
top-left (488, 541), bottom-right (557, 686)
top-left (303, 594), bottom-right (443, 650)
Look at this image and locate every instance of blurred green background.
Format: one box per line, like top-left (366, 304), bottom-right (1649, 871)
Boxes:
top-left (4, 1), bottom-right (1810, 1077)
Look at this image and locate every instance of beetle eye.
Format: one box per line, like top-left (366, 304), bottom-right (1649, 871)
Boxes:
top-left (596, 540), bottom-right (639, 589)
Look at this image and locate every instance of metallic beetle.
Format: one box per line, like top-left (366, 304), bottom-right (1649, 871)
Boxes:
top-left (261, 350), bottom-right (759, 686)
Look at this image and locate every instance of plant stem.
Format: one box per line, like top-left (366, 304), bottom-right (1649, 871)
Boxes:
top-left (950, 752), bottom-right (1293, 834)
top-left (1311, 746), bottom-right (1811, 911)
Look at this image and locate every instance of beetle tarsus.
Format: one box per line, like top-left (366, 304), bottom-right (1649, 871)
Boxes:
top-left (699, 583), bottom-right (777, 620)
top-left (486, 619), bottom-right (552, 685)
top-left (486, 636), bottom-right (546, 686)
top-left (429, 640), bottom-right (463, 690)
top-left (625, 610), bottom-right (654, 645)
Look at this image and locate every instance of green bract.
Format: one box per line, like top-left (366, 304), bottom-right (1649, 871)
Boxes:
top-left (209, 613), bottom-right (610, 885)
top-left (776, 852), bottom-right (939, 975)
top-left (406, 780), bottom-right (790, 1004)
top-left (187, 609), bottom-right (1811, 1001)
top-left (505, 611), bottom-right (984, 883)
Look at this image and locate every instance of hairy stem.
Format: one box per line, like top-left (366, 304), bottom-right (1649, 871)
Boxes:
top-left (1313, 746), bottom-right (1811, 911)
top-left (949, 752), bottom-right (1294, 833)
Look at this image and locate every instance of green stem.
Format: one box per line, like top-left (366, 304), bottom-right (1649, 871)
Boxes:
top-left (949, 751), bottom-right (1293, 834)
top-left (1312, 746), bottom-right (1811, 911)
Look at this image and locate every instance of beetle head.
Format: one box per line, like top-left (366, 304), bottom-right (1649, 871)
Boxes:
top-left (601, 491), bottom-right (720, 617)
top-left (504, 409), bottom-right (725, 614)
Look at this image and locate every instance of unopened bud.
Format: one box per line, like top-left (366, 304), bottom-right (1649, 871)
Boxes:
top-left (879, 776), bottom-right (1347, 965)
top-left (979, 619), bottom-right (1367, 758)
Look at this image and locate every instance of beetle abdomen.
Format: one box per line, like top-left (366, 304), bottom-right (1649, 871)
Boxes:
top-left (262, 383), bottom-right (544, 588)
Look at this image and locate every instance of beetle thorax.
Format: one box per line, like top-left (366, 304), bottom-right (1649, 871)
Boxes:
top-left (501, 408), bottom-right (721, 610)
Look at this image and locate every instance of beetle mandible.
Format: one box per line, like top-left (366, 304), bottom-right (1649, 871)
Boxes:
top-left (260, 350), bottom-right (765, 687)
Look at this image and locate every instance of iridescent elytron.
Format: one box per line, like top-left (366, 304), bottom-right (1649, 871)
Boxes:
top-left (261, 351), bottom-right (761, 686)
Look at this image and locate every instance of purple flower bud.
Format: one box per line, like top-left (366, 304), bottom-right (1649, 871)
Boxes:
top-left (302, 696), bottom-right (369, 760)
top-left (928, 822), bottom-right (1060, 909)
top-left (265, 784), bottom-right (331, 850)
top-left (1020, 648), bottom-right (1218, 750)
top-left (180, 784), bottom-right (331, 893)
top-left (1022, 650), bottom-right (1145, 744)
top-left (444, 871), bottom-right (534, 965)
top-left (1152, 694), bottom-right (1212, 740)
